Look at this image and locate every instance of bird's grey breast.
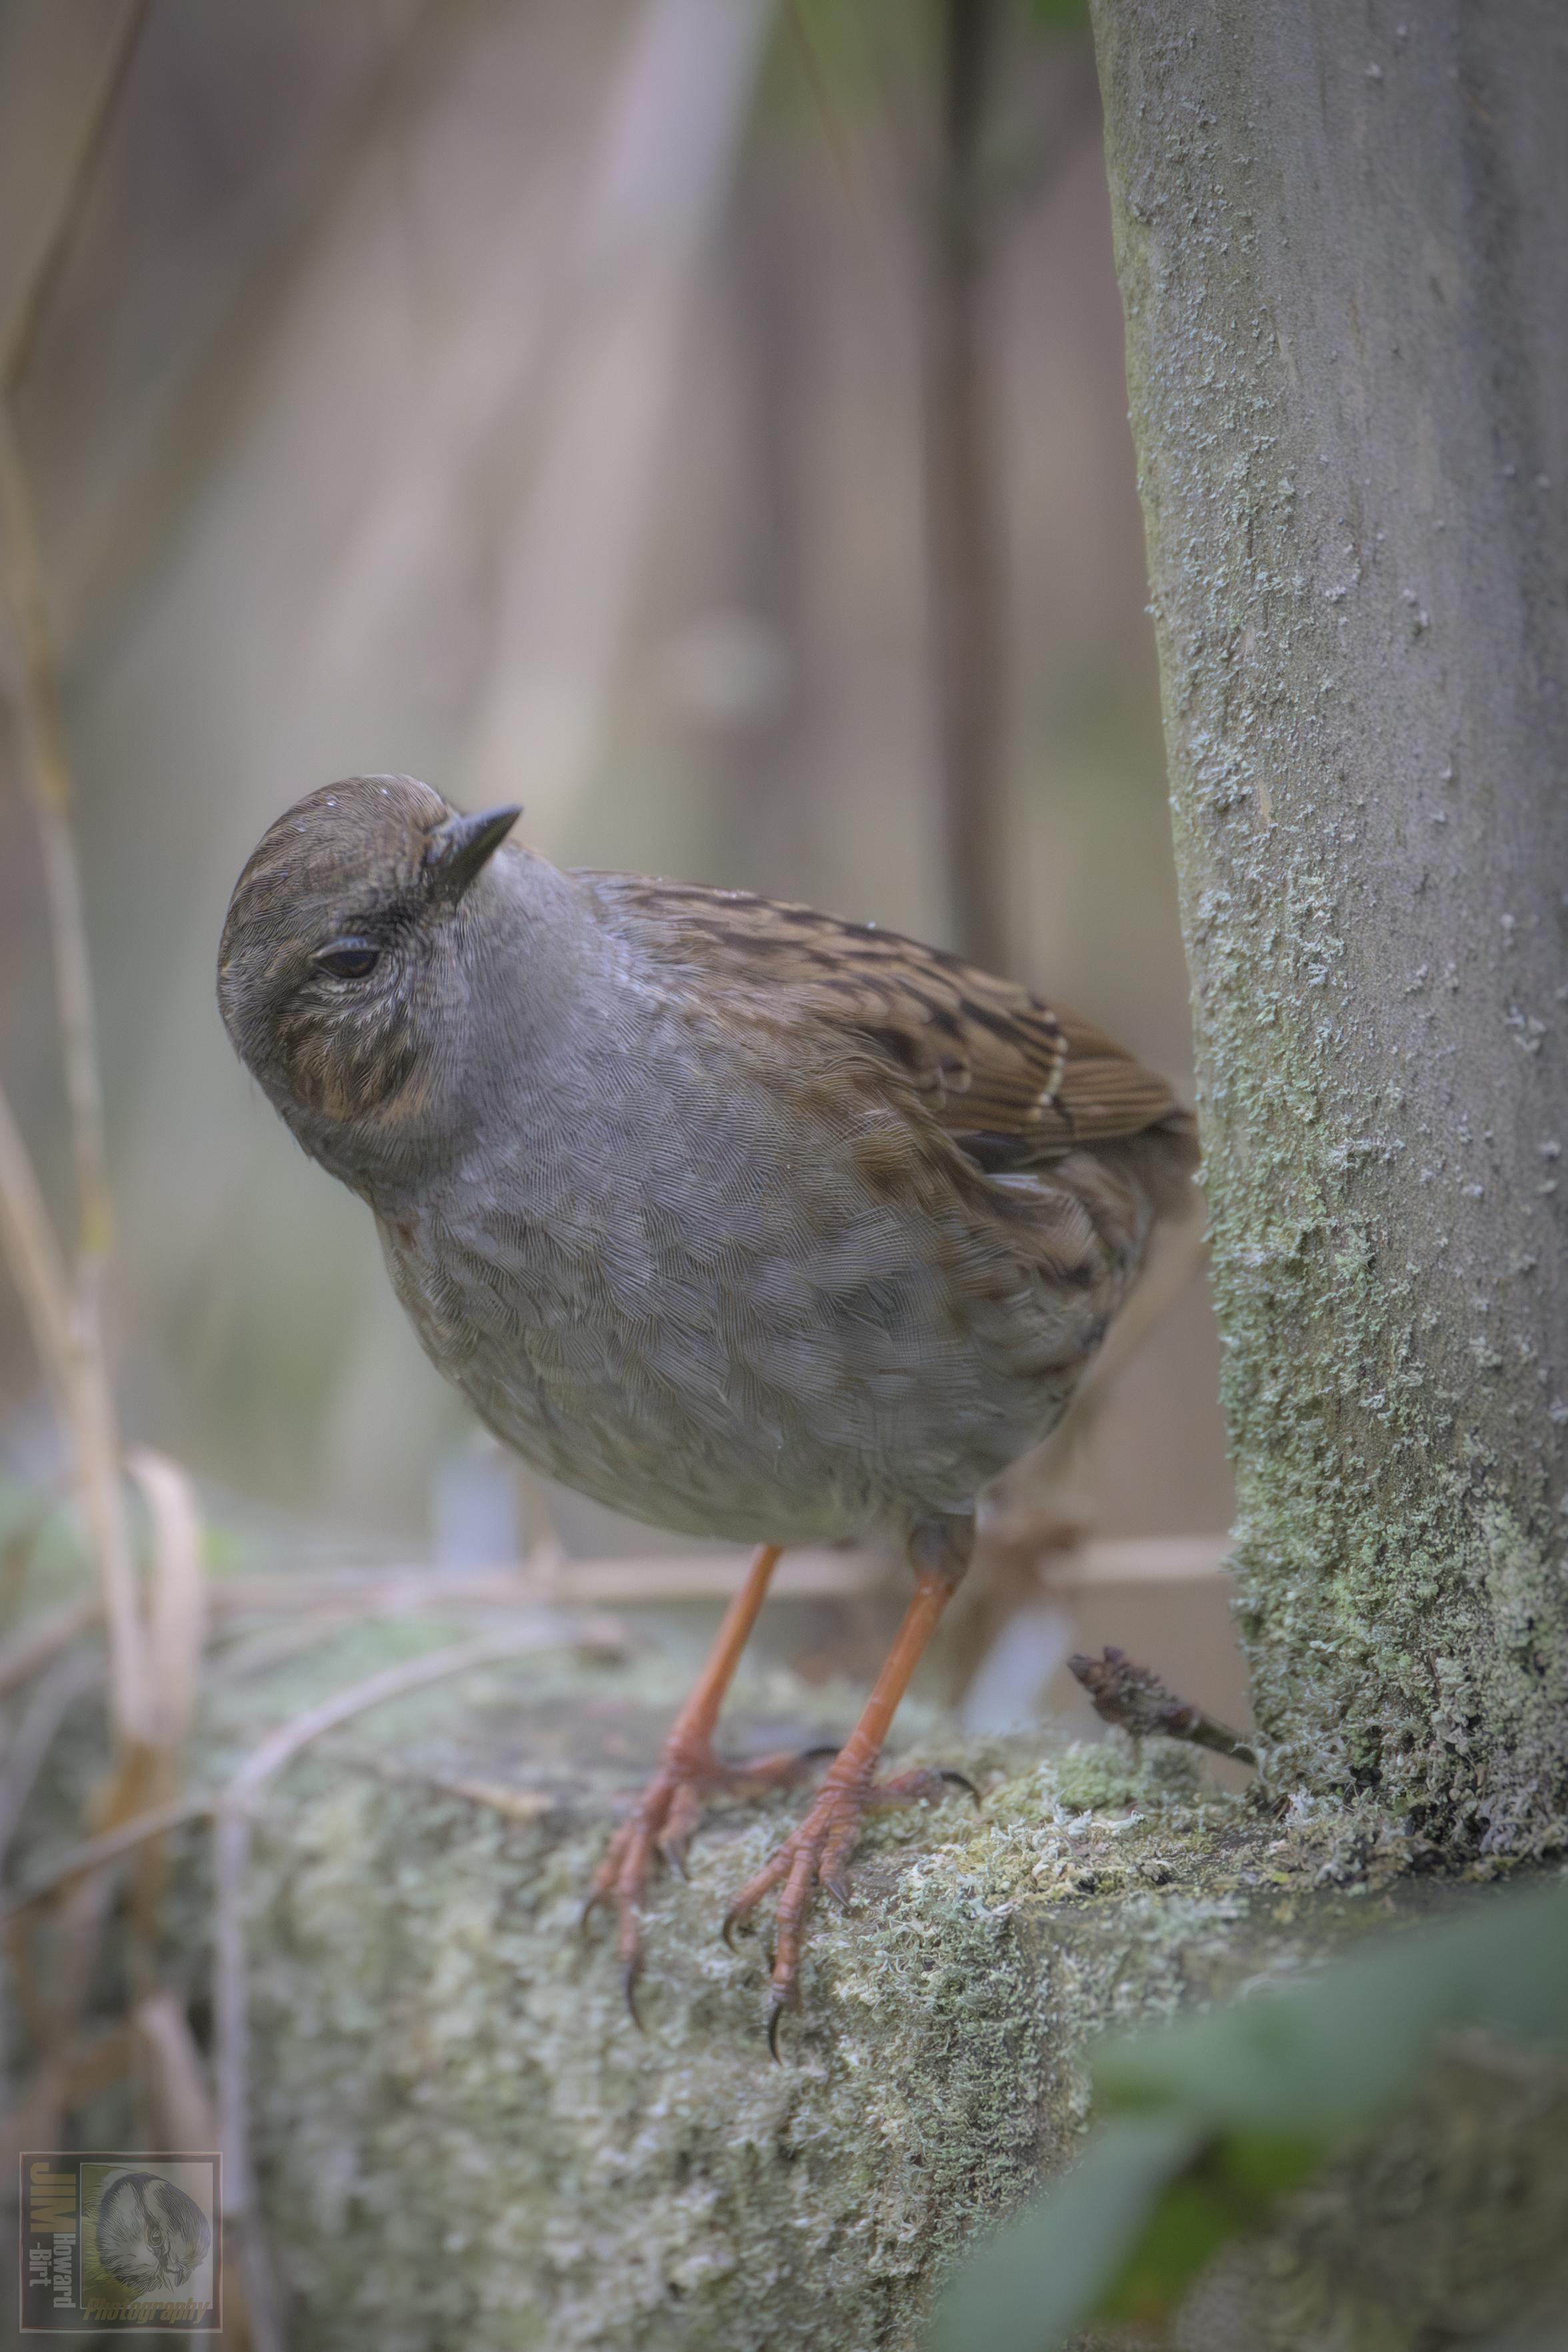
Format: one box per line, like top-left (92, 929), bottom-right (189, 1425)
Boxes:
top-left (373, 996), bottom-right (1079, 1542)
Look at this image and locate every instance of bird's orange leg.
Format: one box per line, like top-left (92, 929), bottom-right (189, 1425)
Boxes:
top-left (722, 1564), bottom-right (974, 2058)
top-left (585, 1544), bottom-right (827, 2017)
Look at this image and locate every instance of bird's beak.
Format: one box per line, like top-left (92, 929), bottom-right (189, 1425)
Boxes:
top-left (426, 804), bottom-right (523, 900)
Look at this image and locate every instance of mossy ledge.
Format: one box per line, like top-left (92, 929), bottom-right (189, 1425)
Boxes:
top-left (207, 1637), bottom-right (1567, 2351)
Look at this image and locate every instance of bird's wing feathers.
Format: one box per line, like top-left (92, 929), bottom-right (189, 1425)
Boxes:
top-left (588, 878), bottom-right (1185, 1170)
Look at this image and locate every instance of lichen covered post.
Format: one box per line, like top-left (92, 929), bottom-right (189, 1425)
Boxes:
top-left (1089, 0), bottom-right (1568, 1849)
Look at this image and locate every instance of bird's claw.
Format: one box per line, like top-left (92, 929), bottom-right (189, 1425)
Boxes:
top-left (579, 1887), bottom-right (607, 1938)
top-left (766, 1991), bottom-right (792, 2065)
top-left (657, 1835), bottom-right (691, 1882)
top-left (621, 1953), bottom-right (645, 2031)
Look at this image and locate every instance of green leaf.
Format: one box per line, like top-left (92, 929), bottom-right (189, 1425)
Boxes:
top-left (1093, 1878), bottom-right (1568, 2141)
top-left (1095, 2135), bottom-right (1321, 2325)
top-left (929, 1879), bottom-right (1568, 2352)
top-left (931, 2111), bottom-right (1202, 2352)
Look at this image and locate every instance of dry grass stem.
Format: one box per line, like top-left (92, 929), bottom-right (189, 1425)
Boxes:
top-left (0, 411), bottom-right (112, 1248)
top-left (464, 0), bottom-right (773, 825)
top-left (118, 1451), bottom-right (205, 2023)
top-left (59, 1359), bottom-right (147, 1748)
top-left (127, 1446), bottom-right (208, 1753)
top-left (0, 1502), bottom-right (47, 1633)
top-left (0, 410), bottom-right (148, 1744)
top-left (0, 1794), bottom-right (211, 1922)
top-left (0, 1078), bottom-right (75, 1409)
top-left (0, 12), bottom-right (173, 2185)
top-left (132, 1990), bottom-right (220, 2153)
top-left (0, 1), bottom-right (156, 1731)
top-left (1051, 1536), bottom-right (1229, 1588)
top-left (132, 1995), bottom-right (256, 2349)
top-left (0, 1533), bottom-right (1227, 1726)
top-left (0, 0), bottom-right (149, 397)
top-left (212, 1544), bottom-right (894, 1620)
top-left (212, 1808), bottom-right (284, 2352)
top-left (223, 1617), bottom-right (627, 1807)
top-left (73, 0), bottom-right (456, 648)
top-left (3, 1613), bottom-right (626, 1925)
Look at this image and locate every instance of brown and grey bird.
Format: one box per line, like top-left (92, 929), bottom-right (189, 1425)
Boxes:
top-left (218, 774), bottom-right (1197, 2043)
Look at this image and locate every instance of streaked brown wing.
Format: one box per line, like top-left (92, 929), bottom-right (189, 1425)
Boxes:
top-left (591, 877), bottom-right (1185, 1170)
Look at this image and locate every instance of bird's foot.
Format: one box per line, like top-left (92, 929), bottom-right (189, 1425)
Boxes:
top-left (583, 1738), bottom-right (833, 2023)
top-left (722, 1760), bottom-right (979, 2059)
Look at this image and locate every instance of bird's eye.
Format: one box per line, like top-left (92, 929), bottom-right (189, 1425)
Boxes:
top-left (315, 938), bottom-right (381, 980)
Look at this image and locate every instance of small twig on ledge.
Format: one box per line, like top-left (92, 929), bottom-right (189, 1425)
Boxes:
top-left (1069, 1645), bottom-right (1257, 1770)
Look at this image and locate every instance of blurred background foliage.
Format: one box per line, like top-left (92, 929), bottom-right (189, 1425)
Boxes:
top-left (0, 0), bottom-right (1229, 1716)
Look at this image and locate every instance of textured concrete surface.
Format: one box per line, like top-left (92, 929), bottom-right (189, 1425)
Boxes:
top-left (197, 1623), bottom-right (1568, 2350)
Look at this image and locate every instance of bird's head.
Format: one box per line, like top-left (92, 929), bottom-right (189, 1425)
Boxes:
top-left (218, 774), bottom-right (523, 1189)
